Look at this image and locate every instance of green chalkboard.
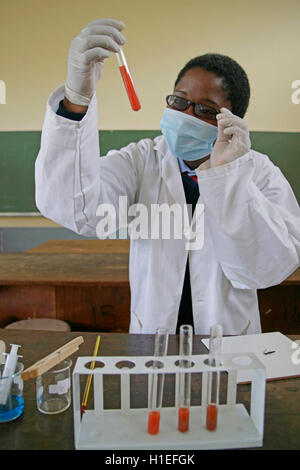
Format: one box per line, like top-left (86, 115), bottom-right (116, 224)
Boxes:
top-left (0, 131), bottom-right (41, 213)
top-left (0, 130), bottom-right (299, 213)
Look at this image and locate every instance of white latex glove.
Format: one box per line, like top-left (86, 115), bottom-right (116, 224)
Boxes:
top-left (210, 108), bottom-right (251, 168)
top-left (65, 18), bottom-right (126, 106)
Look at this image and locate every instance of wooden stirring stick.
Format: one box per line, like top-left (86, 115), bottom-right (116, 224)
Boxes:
top-left (21, 336), bottom-right (84, 380)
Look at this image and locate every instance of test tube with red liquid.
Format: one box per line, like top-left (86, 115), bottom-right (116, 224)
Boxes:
top-left (178, 325), bottom-right (193, 433)
top-left (206, 325), bottom-right (223, 431)
top-left (147, 328), bottom-right (169, 435)
top-left (115, 48), bottom-right (141, 111)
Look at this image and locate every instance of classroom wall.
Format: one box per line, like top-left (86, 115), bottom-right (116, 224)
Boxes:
top-left (0, 0), bottom-right (299, 249)
top-left (1, 0), bottom-right (299, 132)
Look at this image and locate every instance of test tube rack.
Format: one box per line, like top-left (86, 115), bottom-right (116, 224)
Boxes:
top-left (72, 352), bottom-right (266, 450)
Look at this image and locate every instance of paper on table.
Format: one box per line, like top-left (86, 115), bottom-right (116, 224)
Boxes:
top-left (201, 332), bottom-right (300, 383)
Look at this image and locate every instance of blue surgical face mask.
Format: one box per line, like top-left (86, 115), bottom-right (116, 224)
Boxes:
top-left (160, 107), bottom-right (218, 161)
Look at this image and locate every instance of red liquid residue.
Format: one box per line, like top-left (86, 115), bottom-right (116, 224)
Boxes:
top-left (178, 407), bottom-right (190, 433)
top-left (147, 410), bottom-right (160, 435)
top-left (119, 65), bottom-right (141, 111)
top-left (206, 403), bottom-right (218, 431)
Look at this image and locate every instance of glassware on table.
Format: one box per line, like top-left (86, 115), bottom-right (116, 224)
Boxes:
top-left (36, 358), bottom-right (72, 414)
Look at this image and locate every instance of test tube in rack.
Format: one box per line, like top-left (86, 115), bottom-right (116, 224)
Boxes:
top-left (206, 325), bottom-right (223, 431)
top-left (178, 325), bottom-right (193, 432)
top-left (147, 328), bottom-right (169, 435)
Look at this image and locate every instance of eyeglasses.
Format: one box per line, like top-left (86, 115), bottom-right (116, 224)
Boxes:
top-left (166, 94), bottom-right (219, 122)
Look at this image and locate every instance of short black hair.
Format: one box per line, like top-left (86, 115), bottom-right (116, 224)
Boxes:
top-left (175, 53), bottom-right (250, 118)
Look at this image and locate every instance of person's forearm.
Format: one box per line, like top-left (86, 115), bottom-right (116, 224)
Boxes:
top-left (63, 97), bottom-right (88, 114)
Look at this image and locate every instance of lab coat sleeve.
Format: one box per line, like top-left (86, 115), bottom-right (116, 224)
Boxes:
top-left (196, 151), bottom-right (300, 289)
top-left (35, 85), bottom-right (145, 236)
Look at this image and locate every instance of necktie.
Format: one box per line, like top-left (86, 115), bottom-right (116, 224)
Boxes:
top-left (183, 172), bottom-right (198, 183)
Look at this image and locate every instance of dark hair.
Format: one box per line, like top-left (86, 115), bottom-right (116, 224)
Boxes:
top-left (175, 53), bottom-right (250, 117)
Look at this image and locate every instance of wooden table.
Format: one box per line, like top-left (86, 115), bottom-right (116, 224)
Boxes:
top-left (0, 328), bottom-right (299, 450)
top-left (26, 239), bottom-right (130, 254)
top-left (0, 252), bottom-right (130, 332)
top-left (0, 240), bottom-right (299, 333)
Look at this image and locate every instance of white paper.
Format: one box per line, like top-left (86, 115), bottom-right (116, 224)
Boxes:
top-left (49, 378), bottom-right (70, 395)
top-left (201, 332), bottom-right (300, 383)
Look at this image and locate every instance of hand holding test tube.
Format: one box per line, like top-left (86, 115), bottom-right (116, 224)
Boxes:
top-left (147, 328), bottom-right (169, 435)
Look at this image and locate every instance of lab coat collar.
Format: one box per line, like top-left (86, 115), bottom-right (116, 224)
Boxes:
top-left (154, 136), bottom-right (186, 205)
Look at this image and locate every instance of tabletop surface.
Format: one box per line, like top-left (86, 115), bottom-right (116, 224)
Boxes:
top-left (27, 239), bottom-right (300, 284)
top-left (0, 328), bottom-right (300, 451)
top-left (0, 253), bottom-right (129, 286)
top-left (26, 239), bottom-right (130, 254)
top-left (1, 237), bottom-right (299, 285)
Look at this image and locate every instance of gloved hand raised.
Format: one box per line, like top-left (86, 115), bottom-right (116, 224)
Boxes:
top-left (210, 108), bottom-right (251, 168)
top-left (65, 18), bottom-right (126, 106)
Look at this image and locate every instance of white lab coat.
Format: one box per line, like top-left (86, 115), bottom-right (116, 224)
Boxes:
top-left (35, 85), bottom-right (300, 335)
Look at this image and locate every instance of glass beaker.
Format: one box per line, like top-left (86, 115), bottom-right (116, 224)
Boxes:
top-left (36, 358), bottom-right (72, 414)
top-left (0, 362), bottom-right (24, 423)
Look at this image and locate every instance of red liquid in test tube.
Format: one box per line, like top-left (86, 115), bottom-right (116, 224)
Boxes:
top-left (206, 403), bottom-right (218, 431)
top-left (147, 410), bottom-right (160, 435)
top-left (178, 406), bottom-right (190, 433)
top-left (116, 49), bottom-right (141, 111)
top-left (178, 325), bottom-right (193, 433)
top-left (205, 325), bottom-right (222, 432)
top-left (147, 328), bottom-right (169, 436)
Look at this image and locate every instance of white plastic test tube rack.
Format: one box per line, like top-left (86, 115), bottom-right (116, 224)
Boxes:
top-left (72, 352), bottom-right (266, 450)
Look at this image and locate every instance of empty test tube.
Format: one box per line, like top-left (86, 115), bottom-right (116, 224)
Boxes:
top-left (178, 325), bottom-right (193, 432)
top-left (206, 325), bottom-right (223, 431)
top-left (147, 328), bottom-right (169, 435)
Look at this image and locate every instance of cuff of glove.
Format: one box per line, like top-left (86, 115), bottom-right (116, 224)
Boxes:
top-left (64, 83), bottom-right (92, 106)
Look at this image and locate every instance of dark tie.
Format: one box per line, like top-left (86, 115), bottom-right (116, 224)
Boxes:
top-left (176, 171), bottom-right (199, 334)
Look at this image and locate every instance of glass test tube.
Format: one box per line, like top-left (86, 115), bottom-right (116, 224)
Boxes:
top-left (147, 328), bottom-right (169, 435)
top-left (178, 325), bottom-right (193, 432)
top-left (206, 324), bottom-right (223, 431)
top-left (115, 48), bottom-right (141, 111)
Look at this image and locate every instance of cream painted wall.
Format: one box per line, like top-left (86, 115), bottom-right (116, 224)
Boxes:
top-left (0, 0), bottom-right (299, 132)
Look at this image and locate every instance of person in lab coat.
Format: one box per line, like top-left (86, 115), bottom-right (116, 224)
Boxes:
top-left (35, 18), bottom-right (300, 335)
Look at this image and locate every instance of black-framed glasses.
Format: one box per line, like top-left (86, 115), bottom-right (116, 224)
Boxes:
top-left (166, 94), bottom-right (219, 122)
